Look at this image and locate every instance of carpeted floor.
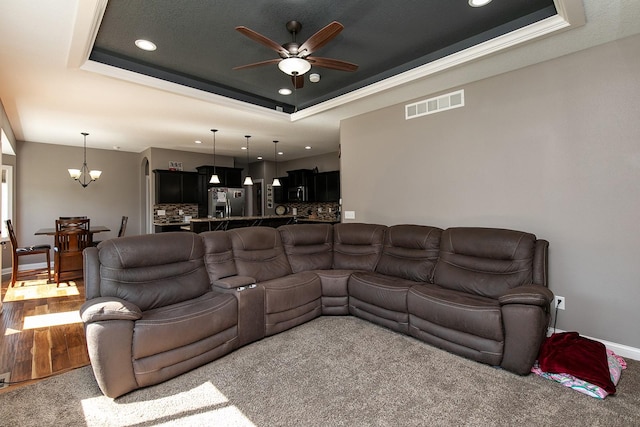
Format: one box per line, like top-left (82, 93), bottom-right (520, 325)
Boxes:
top-left (1, 316), bottom-right (639, 426)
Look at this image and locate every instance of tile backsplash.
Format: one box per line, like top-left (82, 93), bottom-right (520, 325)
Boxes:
top-left (284, 202), bottom-right (341, 221)
top-left (153, 204), bottom-right (199, 224)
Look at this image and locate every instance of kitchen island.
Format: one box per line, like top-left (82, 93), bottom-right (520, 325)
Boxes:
top-left (154, 215), bottom-right (340, 233)
top-left (189, 215), bottom-right (297, 233)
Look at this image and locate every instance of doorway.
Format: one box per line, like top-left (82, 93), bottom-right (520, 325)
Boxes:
top-left (253, 179), bottom-right (264, 217)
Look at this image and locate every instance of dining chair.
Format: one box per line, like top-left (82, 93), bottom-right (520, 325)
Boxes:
top-left (54, 218), bottom-right (91, 286)
top-left (5, 219), bottom-right (52, 286)
top-left (92, 216), bottom-right (128, 247)
top-left (117, 216), bottom-right (128, 237)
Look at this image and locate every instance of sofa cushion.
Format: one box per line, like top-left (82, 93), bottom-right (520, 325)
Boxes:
top-left (201, 230), bottom-right (238, 280)
top-left (434, 227), bottom-right (536, 299)
top-left (132, 291), bottom-right (237, 359)
top-left (376, 224), bottom-right (442, 282)
top-left (261, 271), bottom-right (322, 315)
top-left (97, 232), bottom-right (211, 311)
top-left (279, 223), bottom-right (333, 272)
top-left (333, 223), bottom-right (386, 270)
top-left (228, 227), bottom-right (292, 282)
top-left (408, 284), bottom-right (503, 343)
top-left (349, 272), bottom-right (416, 314)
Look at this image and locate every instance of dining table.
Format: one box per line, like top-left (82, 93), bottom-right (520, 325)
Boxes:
top-left (34, 225), bottom-right (111, 236)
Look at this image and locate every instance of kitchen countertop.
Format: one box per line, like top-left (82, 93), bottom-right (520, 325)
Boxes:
top-left (191, 215), bottom-right (295, 222)
top-left (156, 215), bottom-right (339, 227)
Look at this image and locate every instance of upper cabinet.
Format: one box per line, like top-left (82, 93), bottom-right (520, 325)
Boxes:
top-left (196, 166), bottom-right (244, 188)
top-left (313, 171), bottom-right (341, 202)
top-left (154, 170), bottom-right (199, 204)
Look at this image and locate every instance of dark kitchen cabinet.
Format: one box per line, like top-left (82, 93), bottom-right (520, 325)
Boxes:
top-left (314, 171), bottom-right (341, 202)
top-left (154, 170), bottom-right (199, 204)
top-left (287, 169), bottom-right (314, 187)
top-left (196, 166), bottom-right (244, 188)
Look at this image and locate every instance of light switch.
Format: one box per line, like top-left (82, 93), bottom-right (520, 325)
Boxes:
top-left (344, 211), bottom-right (356, 219)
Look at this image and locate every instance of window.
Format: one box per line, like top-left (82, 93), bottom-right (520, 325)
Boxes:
top-left (1, 165), bottom-right (12, 239)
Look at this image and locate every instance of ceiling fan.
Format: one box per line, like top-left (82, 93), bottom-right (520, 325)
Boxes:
top-left (233, 20), bottom-right (358, 89)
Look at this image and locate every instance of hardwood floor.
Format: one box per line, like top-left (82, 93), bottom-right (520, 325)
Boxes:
top-left (0, 271), bottom-right (89, 393)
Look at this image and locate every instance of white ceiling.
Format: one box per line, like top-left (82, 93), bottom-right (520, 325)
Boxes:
top-left (1, 0), bottom-right (638, 162)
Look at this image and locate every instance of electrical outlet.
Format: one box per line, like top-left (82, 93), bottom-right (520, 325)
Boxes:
top-left (554, 296), bottom-right (565, 310)
top-left (0, 372), bottom-right (10, 389)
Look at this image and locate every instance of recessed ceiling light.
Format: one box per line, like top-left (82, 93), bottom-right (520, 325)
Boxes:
top-left (195, 140), bottom-right (202, 144)
top-left (135, 39), bottom-right (157, 51)
top-left (257, 156), bottom-right (263, 160)
top-left (468, 0), bottom-right (492, 7)
top-left (278, 151), bottom-right (283, 155)
top-left (241, 146), bottom-right (247, 150)
top-left (305, 146), bottom-right (312, 150)
top-left (278, 88), bottom-right (292, 95)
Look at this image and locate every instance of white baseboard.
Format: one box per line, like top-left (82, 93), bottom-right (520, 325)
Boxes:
top-left (2, 261), bottom-right (50, 277)
top-left (548, 328), bottom-right (640, 361)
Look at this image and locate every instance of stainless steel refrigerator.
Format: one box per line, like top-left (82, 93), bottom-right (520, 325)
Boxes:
top-left (208, 187), bottom-right (245, 218)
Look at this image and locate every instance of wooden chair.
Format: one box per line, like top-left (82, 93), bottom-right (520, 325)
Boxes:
top-left (6, 219), bottom-right (52, 286)
top-left (54, 218), bottom-right (91, 286)
top-left (92, 216), bottom-right (128, 247)
top-left (117, 216), bottom-right (128, 237)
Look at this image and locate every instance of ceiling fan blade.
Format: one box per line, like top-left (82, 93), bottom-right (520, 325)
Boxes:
top-left (233, 58), bottom-right (282, 71)
top-left (292, 74), bottom-right (304, 89)
top-left (306, 56), bottom-right (358, 72)
top-left (298, 21), bottom-right (344, 57)
top-left (236, 26), bottom-right (290, 57)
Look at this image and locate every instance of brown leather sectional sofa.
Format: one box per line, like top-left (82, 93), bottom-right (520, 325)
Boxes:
top-left (81, 222), bottom-right (553, 398)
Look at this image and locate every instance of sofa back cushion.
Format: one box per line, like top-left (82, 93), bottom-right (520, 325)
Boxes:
top-left (434, 227), bottom-right (536, 299)
top-left (227, 226), bottom-right (292, 282)
top-left (97, 232), bottom-right (210, 312)
top-left (200, 231), bottom-right (238, 281)
top-left (333, 223), bottom-right (386, 271)
top-left (376, 224), bottom-right (442, 282)
top-left (279, 224), bottom-right (333, 273)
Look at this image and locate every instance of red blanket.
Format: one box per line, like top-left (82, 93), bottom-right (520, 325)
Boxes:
top-left (538, 332), bottom-right (616, 394)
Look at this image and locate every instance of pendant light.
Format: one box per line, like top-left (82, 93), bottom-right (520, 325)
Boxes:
top-left (68, 132), bottom-right (102, 188)
top-left (243, 135), bottom-right (253, 186)
top-left (209, 129), bottom-right (220, 184)
top-left (272, 140), bottom-right (281, 187)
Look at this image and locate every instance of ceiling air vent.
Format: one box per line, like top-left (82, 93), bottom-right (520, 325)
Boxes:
top-left (405, 89), bottom-right (464, 120)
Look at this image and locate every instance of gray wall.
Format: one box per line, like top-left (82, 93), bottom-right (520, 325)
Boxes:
top-left (16, 141), bottom-right (142, 248)
top-left (340, 34), bottom-right (640, 348)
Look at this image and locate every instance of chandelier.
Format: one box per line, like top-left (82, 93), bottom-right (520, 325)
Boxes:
top-left (68, 132), bottom-right (102, 187)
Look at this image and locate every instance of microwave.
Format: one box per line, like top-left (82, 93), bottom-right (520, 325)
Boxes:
top-left (287, 186), bottom-right (306, 202)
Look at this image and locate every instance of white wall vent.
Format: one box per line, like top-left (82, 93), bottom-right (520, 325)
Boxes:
top-left (405, 89), bottom-right (464, 120)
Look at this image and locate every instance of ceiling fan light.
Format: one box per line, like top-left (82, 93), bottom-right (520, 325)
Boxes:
top-left (468, 0), bottom-right (492, 7)
top-left (278, 57), bottom-right (311, 76)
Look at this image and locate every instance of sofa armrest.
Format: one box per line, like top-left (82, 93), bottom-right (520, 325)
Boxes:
top-left (498, 284), bottom-right (554, 307)
top-left (80, 297), bottom-right (143, 324)
top-left (213, 275), bottom-right (257, 290)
